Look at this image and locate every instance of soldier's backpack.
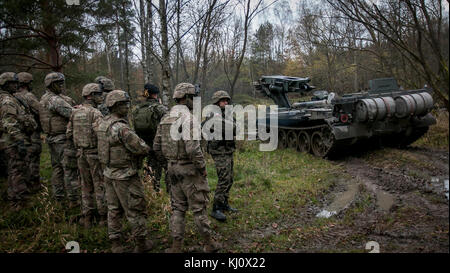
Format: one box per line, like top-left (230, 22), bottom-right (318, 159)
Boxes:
top-left (131, 102), bottom-right (160, 143)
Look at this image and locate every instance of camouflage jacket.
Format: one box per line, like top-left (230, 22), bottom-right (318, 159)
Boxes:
top-left (39, 90), bottom-right (75, 143)
top-left (204, 108), bottom-right (236, 155)
top-left (0, 90), bottom-right (37, 148)
top-left (101, 114), bottom-right (150, 180)
top-left (14, 88), bottom-right (42, 143)
top-left (153, 106), bottom-right (206, 171)
top-left (67, 102), bottom-right (103, 150)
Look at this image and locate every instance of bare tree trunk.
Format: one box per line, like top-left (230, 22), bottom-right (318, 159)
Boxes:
top-left (147, 0), bottom-right (155, 84)
top-left (159, 0), bottom-right (171, 106)
top-left (115, 10), bottom-right (124, 90)
top-left (175, 0), bottom-right (181, 84)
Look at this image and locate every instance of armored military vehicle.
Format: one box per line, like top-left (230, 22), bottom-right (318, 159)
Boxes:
top-left (254, 75), bottom-right (436, 157)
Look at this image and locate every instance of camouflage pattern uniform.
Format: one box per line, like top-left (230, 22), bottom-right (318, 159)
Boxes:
top-left (130, 84), bottom-right (168, 192)
top-left (207, 91), bottom-right (237, 220)
top-left (97, 90), bottom-right (152, 252)
top-left (67, 83), bottom-right (106, 224)
top-left (14, 72), bottom-right (42, 192)
top-left (154, 83), bottom-right (220, 253)
top-left (95, 77), bottom-right (115, 116)
top-left (39, 72), bottom-right (80, 203)
top-left (0, 72), bottom-right (37, 206)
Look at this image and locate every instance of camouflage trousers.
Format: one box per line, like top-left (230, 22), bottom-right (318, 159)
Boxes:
top-left (25, 140), bottom-right (42, 192)
top-left (4, 145), bottom-right (29, 202)
top-left (49, 142), bottom-right (80, 202)
top-left (105, 175), bottom-right (148, 241)
top-left (211, 153), bottom-right (234, 207)
top-left (168, 162), bottom-right (212, 241)
top-left (77, 149), bottom-right (106, 217)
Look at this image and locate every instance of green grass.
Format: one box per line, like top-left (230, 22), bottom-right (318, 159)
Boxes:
top-left (0, 140), bottom-right (342, 253)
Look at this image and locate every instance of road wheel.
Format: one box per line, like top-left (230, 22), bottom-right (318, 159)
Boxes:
top-left (311, 129), bottom-right (334, 157)
top-left (278, 129), bottom-right (287, 149)
top-left (287, 130), bottom-right (298, 150)
top-left (297, 131), bottom-right (311, 153)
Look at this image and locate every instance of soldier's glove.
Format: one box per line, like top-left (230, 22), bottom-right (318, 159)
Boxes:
top-left (16, 140), bottom-right (28, 158)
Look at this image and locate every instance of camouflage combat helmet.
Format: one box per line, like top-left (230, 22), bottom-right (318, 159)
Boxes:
top-left (99, 78), bottom-right (115, 91)
top-left (211, 90), bottom-right (231, 104)
top-left (44, 72), bottom-right (65, 87)
top-left (17, 72), bottom-right (33, 84)
top-left (0, 72), bottom-right (18, 86)
top-left (173, 82), bottom-right (196, 99)
top-left (82, 83), bottom-right (101, 97)
top-left (95, 76), bottom-right (107, 83)
top-left (105, 90), bottom-right (130, 107)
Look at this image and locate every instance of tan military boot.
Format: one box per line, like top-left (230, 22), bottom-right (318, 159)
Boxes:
top-left (133, 237), bottom-right (154, 253)
top-left (203, 236), bottom-right (221, 253)
top-left (165, 239), bottom-right (183, 253)
top-left (111, 239), bottom-right (124, 253)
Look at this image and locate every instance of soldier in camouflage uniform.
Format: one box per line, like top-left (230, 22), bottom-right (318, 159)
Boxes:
top-left (14, 72), bottom-right (42, 193)
top-left (95, 76), bottom-right (115, 116)
top-left (67, 83), bottom-right (106, 228)
top-left (153, 82), bottom-right (221, 253)
top-left (39, 72), bottom-right (80, 206)
top-left (130, 83), bottom-right (168, 193)
top-left (97, 90), bottom-right (153, 253)
top-left (206, 91), bottom-right (238, 222)
top-left (0, 72), bottom-right (37, 210)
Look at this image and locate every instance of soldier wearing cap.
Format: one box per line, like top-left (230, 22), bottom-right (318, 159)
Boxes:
top-left (153, 82), bottom-right (221, 253)
top-left (14, 72), bottom-right (43, 193)
top-left (67, 83), bottom-right (106, 228)
top-left (96, 90), bottom-right (153, 253)
top-left (0, 72), bottom-right (37, 210)
top-left (39, 72), bottom-right (80, 206)
top-left (206, 90), bottom-right (238, 222)
top-left (130, 83), bottom-right (168, 193)
top-left (95, 76), bottom-right (115, 116)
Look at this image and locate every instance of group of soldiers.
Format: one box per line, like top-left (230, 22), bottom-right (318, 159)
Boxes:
top-left (0, 70), bottom-right (238, 253)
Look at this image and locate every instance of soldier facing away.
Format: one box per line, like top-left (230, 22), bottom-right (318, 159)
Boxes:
top-left (14, 72), bottom-right (43, 193)
top-left (153, 82), bottom-right (221, 253)
top-left (206, 90), bottom-right (238, 222)
top-left (95, 76), bottom-right (115, 116)
top-left (0, 72), bottom-right (37, 210)
top-left (130, 83), bottom-right (168, 193)
top-left (97, 90), bottom-right (153, 253)
top-left (39, 72), bottom-right (80, 206)
top-left (67, 83), bottom-right (107, 228)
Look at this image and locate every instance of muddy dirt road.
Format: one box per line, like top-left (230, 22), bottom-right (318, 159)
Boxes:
top-left (227, 146), bottom-right (449, 253)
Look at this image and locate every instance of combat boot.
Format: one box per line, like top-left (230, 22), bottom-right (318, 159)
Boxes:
top-left (111, 239), bottom-right (124, 253)
top-left (210, 204), bottom-right (226, 222)
top-left (203, 236), bottom-right (221, 253)
top-left (165, 239), bottom-right (183, 253)
top-left (133, 237), bottom-right (154, 253)
top-left (223, 202), bottom-right (239, 213)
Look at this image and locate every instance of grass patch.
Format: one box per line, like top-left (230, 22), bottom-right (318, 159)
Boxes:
top-left (1, 140), bottom-right (342, 253)
top-left (413, 109), bottom-right (449, 150)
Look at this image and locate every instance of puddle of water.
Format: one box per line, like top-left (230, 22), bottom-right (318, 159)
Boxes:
top-left (375, 190), bottom-right (395, 211)
top-left (316, 183), bottom-right (359, 218)
top-left (316, 210), bottom-right (337, 218)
